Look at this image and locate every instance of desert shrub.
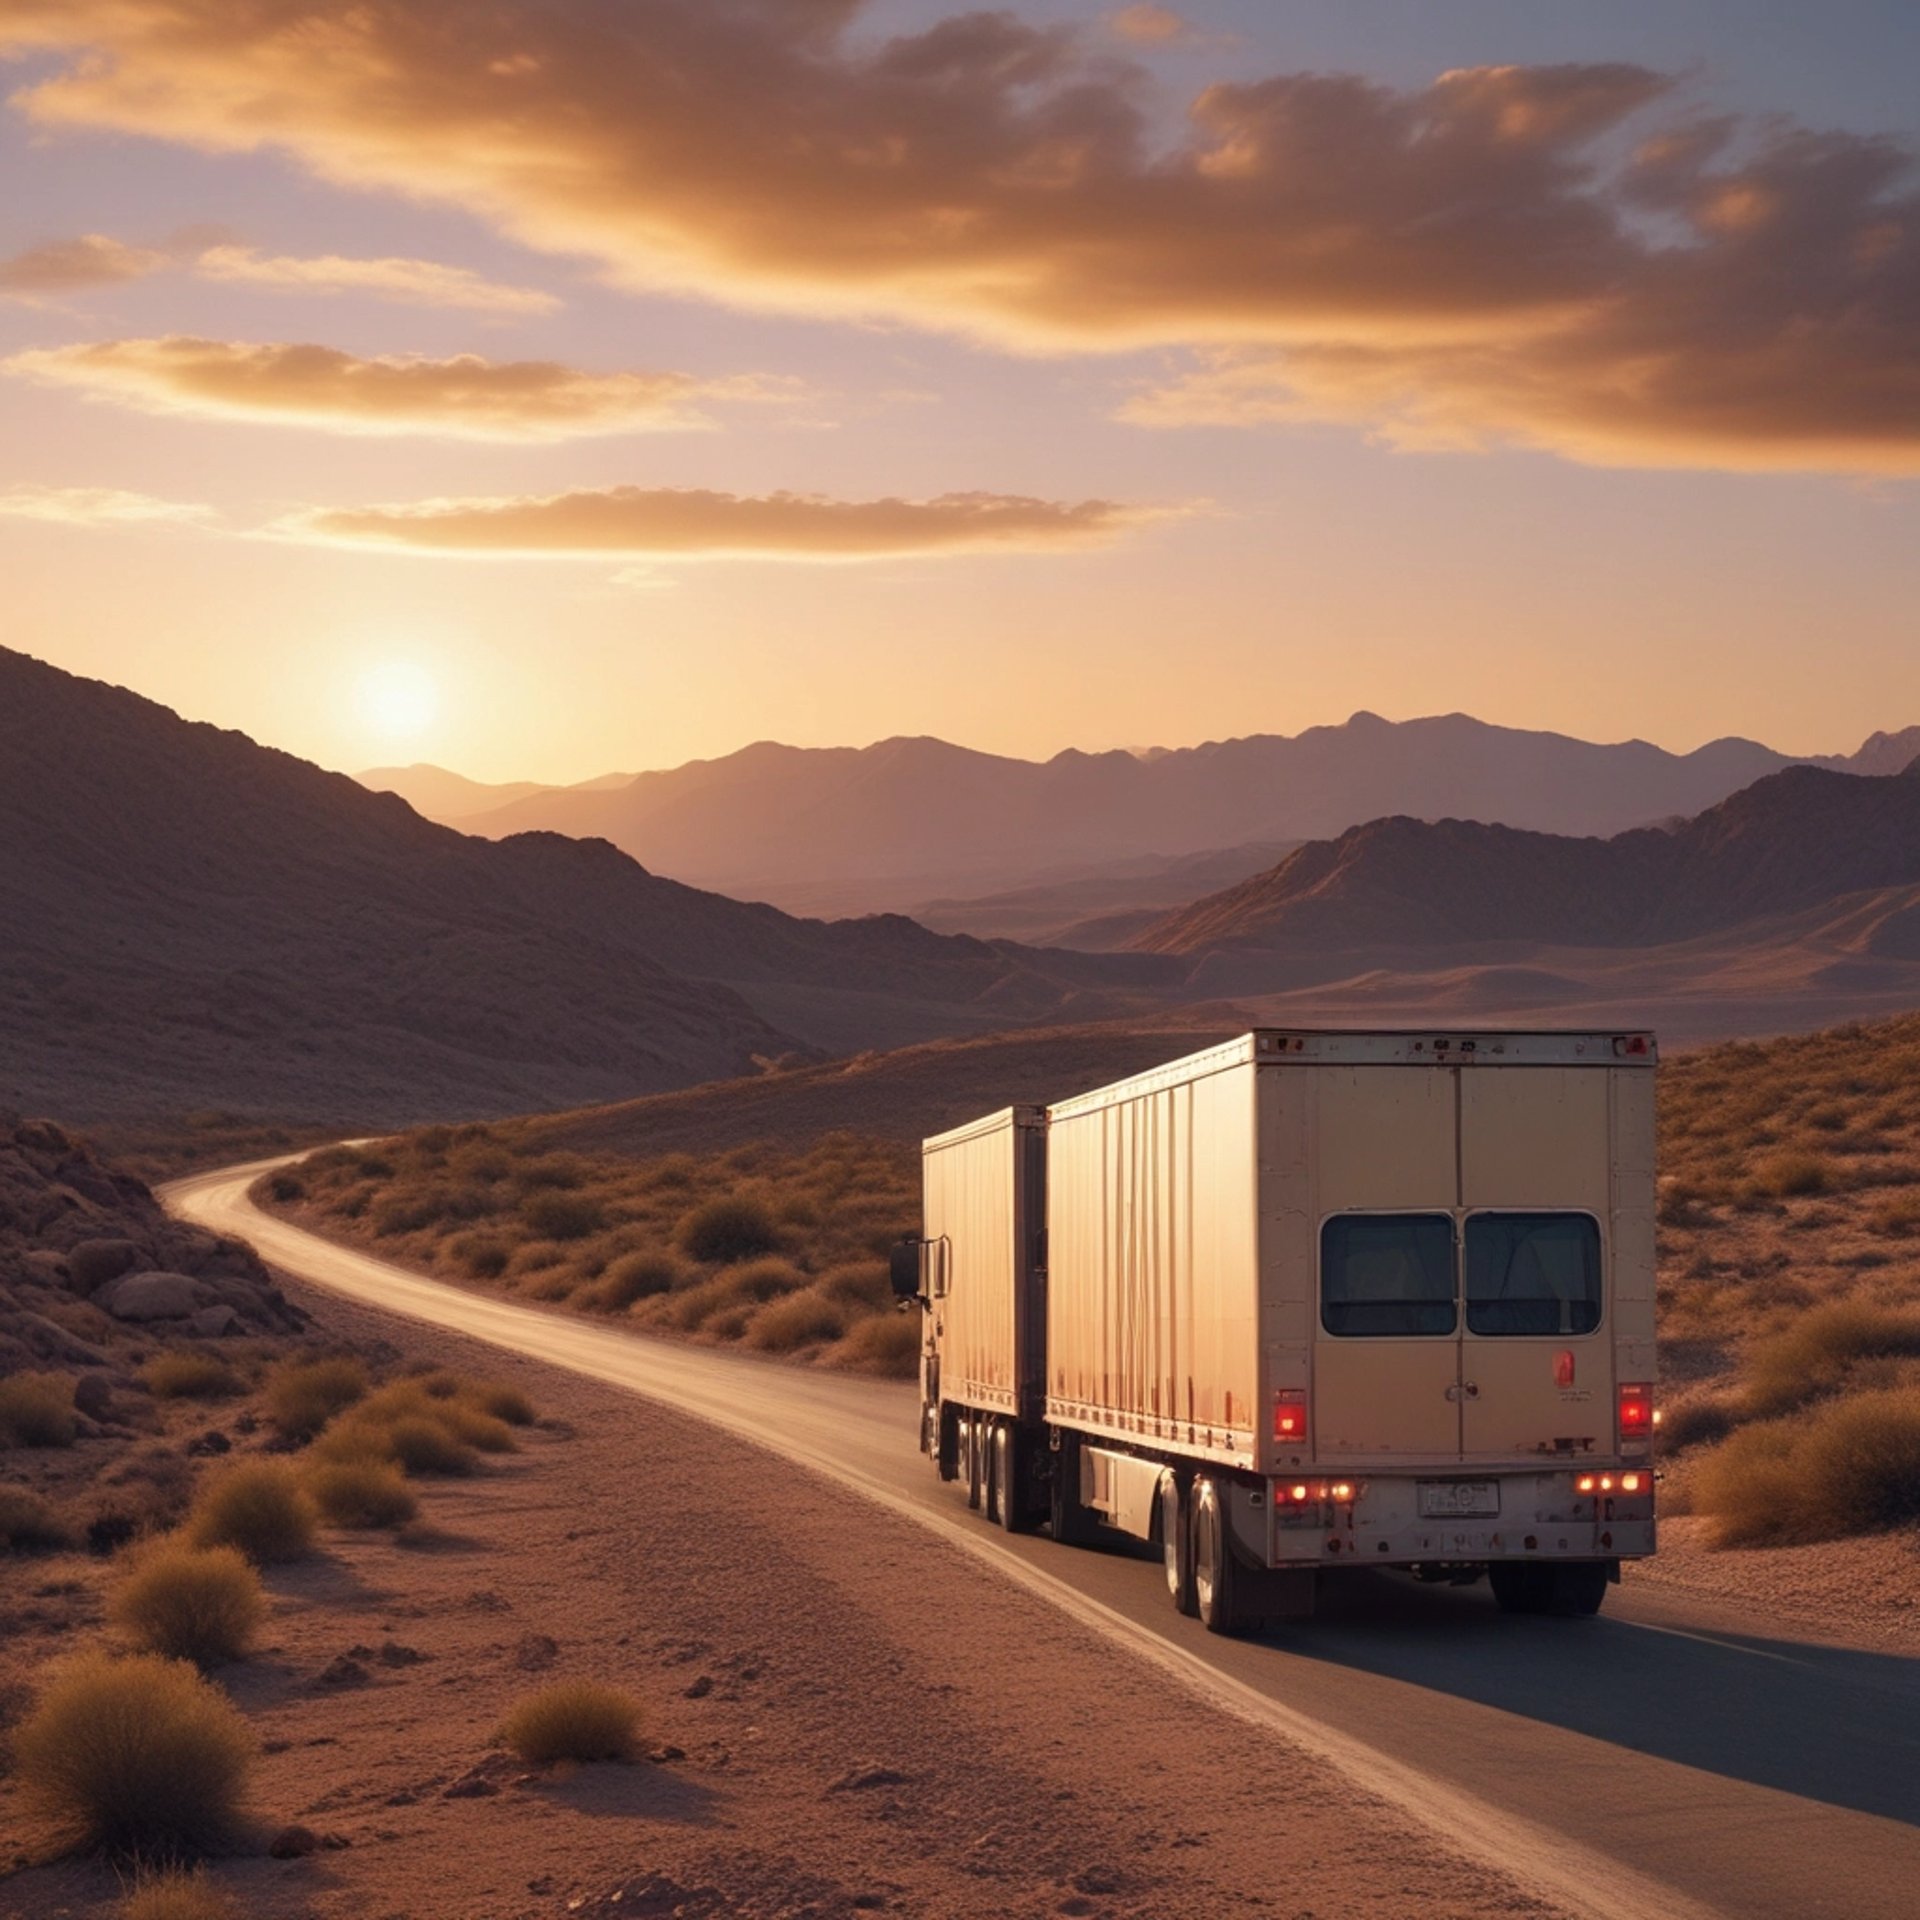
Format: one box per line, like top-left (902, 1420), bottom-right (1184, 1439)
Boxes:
top-left (521, 1191), bottom-right (605, 1241)
top-left (468, 1380), bottom-right (536, 1426)
top-left (263, 1169), bottom-right (305, 1204)
top-left (142, 1354), bottom-right (241, 1402)
top-left (817, 1261), bottom-right (891, 1311)
top-left (1698, 1389), bottom-right (1920, 1546)
top-left (1744, 1301), bottom-right (1920, 1418)
top-left (185, 1461), bottom-right (316, 1565)
top-left (121, 1865), bottom-right (240, 1920)
top-left (381, 1416), bottom-right (477, 1476)
top-left (515, 1153), bottom-right (589, 1192)
top-left (676, 1194), bottom-right (781, 1265)
top-left (1748, 1152), bottom-right (1830, 1199)
top-left (11, 1650), bottom-right (254, 1855)
top-left (1, 1485), bottom-right (74, 1551)
top-left (498, 1681), bottom-right (642, 1765)
top-left (1870, 1192), bottom-right (1920, 1237)
top-left (450, 1232), bottom-right (512, 1278)
top-left (1657, 1394), bottom-right (1738, 1453)
top-left (306, 1460), bottom-right (418, 1529)
top-left (0, 1372), bottom-right (77, 1448)
top-left (372, 1188), bottom-right (442, 1236)
top-left (832, 1312), bottom-right (922, 1377)
top-left (588, 1249), bottom-right (683, 1311)
top-left (109, 1543), bottom-right (265, 1667)
top-left (264, 1355), bottom-right (368, 1440)
top-left (747, 1289), bottom-right (848, 1353)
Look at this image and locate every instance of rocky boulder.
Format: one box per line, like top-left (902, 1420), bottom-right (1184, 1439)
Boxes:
top-left (94, 1270), bottom-right (208, 1322)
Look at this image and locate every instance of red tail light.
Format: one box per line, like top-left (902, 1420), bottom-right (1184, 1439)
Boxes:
top-left (1273, 1388), bottom-right (1308, 1445)
top-left (1619, 1382), bottom-right (1653, 1443)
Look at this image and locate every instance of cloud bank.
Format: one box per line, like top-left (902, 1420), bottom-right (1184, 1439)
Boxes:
top-left (193, 246), bottom-right (558, 313)
top-left (279, 485), bottom-right (1150, 560)
top-left (0, 484), bottom-right (215, 526)
top-left (0, 233), bottom-right (163, 295)
top-left (5, 337), bottom-right (756, 439)
top-left (2, 3), bottom-right (1917, 469)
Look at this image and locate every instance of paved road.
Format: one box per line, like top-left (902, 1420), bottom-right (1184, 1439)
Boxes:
top-left (169, 1159), bottom-right (1920, 1920)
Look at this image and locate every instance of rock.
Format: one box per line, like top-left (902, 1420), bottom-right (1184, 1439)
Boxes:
top-left (442, 1773), bottom-right (500, 1800)
top-left (67, 1238), bottom-right (141, 1291)
top-left (377, 1641), bottom-right (425, 1667)
top-left (829, 1765), bottom-right (911, 1793)
top-left (189, 1305), bottom-right (240, 1338)
top-left (21, 1250), bottom-right (70, 1290)
top-left (13, 1311), bottom-right (111, 1368)
top-left (312, 1655), bottom-right (369, 1690)
top-left (71, 1373), bottom-right (114, 1420)
top-left (94, 1271), bottom-right (206, 1322)
top-left (682, 1674), bottom-right (713, 1699)
top-left (15, 1120), bottom-right (72, 1155)
top-left (513, 1632), bottom-right (558, 1670)
top-left (267, 1824), bottom-right (320, 1859)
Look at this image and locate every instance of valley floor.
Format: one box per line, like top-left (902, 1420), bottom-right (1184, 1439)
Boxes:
top-left (3, 1282), bottom-right (1570, 1920)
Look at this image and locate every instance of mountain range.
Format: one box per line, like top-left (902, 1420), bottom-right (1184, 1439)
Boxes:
top-left (365, 715), bottom-right (1920, 928)
top-left (0, 649), bottom-right (1159, 1125)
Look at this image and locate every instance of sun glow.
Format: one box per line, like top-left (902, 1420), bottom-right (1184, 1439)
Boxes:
top-left (358, 660), bottom-right (440, 741)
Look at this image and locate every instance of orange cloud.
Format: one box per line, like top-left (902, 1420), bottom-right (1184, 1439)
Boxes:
top-left (3, 5), bottom-right (1918, 470)
top-left (0, 232), bottom-right (163, 295)
top-left (1109, 6), bottom-right (1191, 45)
top-left (5, 337), bottom-right (766, 439)
top-left (0, 484), bottom-right (216, 526)
top-left (192, 245), bottom-right (559, 313)
top-left (276, 485), bottom-right (1152, 560)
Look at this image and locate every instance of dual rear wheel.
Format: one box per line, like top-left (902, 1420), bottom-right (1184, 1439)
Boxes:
top-left (1488, 1559), bottom-right (1611, 1617)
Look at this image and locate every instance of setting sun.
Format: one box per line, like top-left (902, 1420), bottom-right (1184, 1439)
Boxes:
top-left (357, 660), bottom-right (439, 741)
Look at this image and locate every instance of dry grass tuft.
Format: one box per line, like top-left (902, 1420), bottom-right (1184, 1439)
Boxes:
top-left (263, 1355), bottom-right (367, 1441)
top-left (747, 1288), bottom-right (848, 1353)
top-left (676, 1194), bottom-right (782, 1265)
top-left (1743, 1301), bottom-right (1920, 1419)
top-left (831, 1311), bottom-right (923, 1377)
top-left (498, 1681), bottom-right (642, 1765)
top-left (12, 1651), bottom-right (254, 1857)
top-left (141, 1354), bottom-right (241, 1402)
top-left (119, 1866), bottom-right (240, 1920)
top-left (185, 1461), bottom-right (316, 1565)
top-left (1696, 1388), bottom-right (1920, 1546)
top-left (1, 1484), bottom-right (75, 1551)
top-left (109, 1543), bottom-right (265, 1668)
top-left (0, 1371), bottom-right (78, 1448)
top-left (305, 1459), bottom-right (418, 1529)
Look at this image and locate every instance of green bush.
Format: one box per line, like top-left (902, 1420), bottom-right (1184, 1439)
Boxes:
top-left (142, 1354), bottom-right (241, 1402)
top-left (0, 1372), bottom-right (77, 1448)
top-left (306, 1460), bottom-right (418, 1529)
top-left (11, 1650), bottom-right (254, 1855)
top-left (1697, 1388), bottom-right (1920, 1546)
top-left (264, 1355), bottom-right (368, 1441)
top-left (109, 1543), bottom-right (265, 1668)
top-left (498, 1681), bottom-right (642, 1765)
top-left (185, 1461), bottom-right (316, 1565)
top-left (747, 1289), bottom-right (848, 1353)
top-left (676, 1194), bottom-right (781, 1265)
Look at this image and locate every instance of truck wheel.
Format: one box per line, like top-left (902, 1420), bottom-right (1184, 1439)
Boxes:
top-left (983, 1420), bottom-right (1004, 1525)
top-left (1159, 1474), bottom-right (1195, 1616)
top-left (1190, 1476), bottom-right (1247, 1636)
top-left (1542, 1560), bottom-right (1610, 1617)
top-left (994, 1424), bottom-right (1030, 1534)
top-left (1488, 1563), bottom-right (1550, 1614)
top-left (963, 1417), bottom-right (983, 1511)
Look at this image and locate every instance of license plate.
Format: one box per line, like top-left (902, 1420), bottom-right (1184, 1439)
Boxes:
top-left (1418, 1480), bottom-right (1500, 1519)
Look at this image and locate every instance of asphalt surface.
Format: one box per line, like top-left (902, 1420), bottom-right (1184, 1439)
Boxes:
top-left (169, 1159), bottom-right (1920, 1920)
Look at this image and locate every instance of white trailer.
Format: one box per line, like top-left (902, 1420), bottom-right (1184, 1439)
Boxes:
top-left (894, 1029), bottom-right (1657, 1632)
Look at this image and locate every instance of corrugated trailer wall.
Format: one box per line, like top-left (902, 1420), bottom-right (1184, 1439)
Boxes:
top-left (923, 1109), bottom-right (1029, 1416)
top-left (1047, 1045), bottom-right (1261, 1469)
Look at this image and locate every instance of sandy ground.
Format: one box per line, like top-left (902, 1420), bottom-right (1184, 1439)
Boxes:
top-left (2, 1284), bottom-right (1571, 1920)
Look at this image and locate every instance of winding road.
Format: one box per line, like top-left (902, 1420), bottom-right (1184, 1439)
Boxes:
top-left (167, 1157), bottom-right (1920, 1920)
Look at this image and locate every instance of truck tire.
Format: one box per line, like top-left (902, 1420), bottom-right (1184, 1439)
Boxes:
top-left (1542, 1560), bottom-right (1611, 1617)
top-left (1049, 1433), bottom-right (1099, 1547)
top-left (994, 1424), bottom-right (1031, 1534)
top-left (1159, 1473), bottom-right (1195, 1616)
top-left (963, 1416), bottom-right (983, 1511)
top-left (983, 1419), bottom-right (1004, 1525)
top-left (1190, 1476), bottom-right (1249, 1636)
top-left (1488, 1562), bottom-right (1549, 1613)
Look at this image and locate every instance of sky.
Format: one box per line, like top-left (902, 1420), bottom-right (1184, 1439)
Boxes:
top-left (1, 0), bottom-right (1917, 783)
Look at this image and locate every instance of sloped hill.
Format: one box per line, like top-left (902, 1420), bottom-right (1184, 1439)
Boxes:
top-left (448, 713), bottom-right (1830, 912)
top-left (1136, 765), bottom-right (1920, 959)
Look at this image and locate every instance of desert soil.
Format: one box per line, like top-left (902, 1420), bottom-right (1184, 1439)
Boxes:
top-left (4, 1281), bottom-right (1571, 1920)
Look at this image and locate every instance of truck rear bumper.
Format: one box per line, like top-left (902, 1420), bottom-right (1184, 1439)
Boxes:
top-left (1241, 1471), bottom-right (1655, 1569)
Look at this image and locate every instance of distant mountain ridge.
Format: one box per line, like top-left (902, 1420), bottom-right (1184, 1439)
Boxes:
top-left (374, 712), bottom-right (1905, 920)
top-left (0, 650), bottom-right (1163, 1125)
top-left (1133, 762), bottom-right (1920, 961)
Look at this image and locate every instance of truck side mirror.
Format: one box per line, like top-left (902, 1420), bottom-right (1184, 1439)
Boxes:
top-left (889, 1237), bottom-right (923, 1300)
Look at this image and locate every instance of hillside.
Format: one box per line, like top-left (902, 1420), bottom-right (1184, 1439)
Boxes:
top-left (361, 763), bottom-right (633, 821)
top-left (410, 713), bottom-right (1899, 915)
top-left (0, 650), bottom-right (1156, 1127)
top-left (1136, 764), bottom-right (1920, 961)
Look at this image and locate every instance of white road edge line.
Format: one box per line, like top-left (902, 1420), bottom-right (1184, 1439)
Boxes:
top-left (168, 1158), bottom-right (1724, 1920)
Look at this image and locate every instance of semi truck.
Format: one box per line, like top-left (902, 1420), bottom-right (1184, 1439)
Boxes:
top-left (890, 1029), bottom-right (1657, 1633)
